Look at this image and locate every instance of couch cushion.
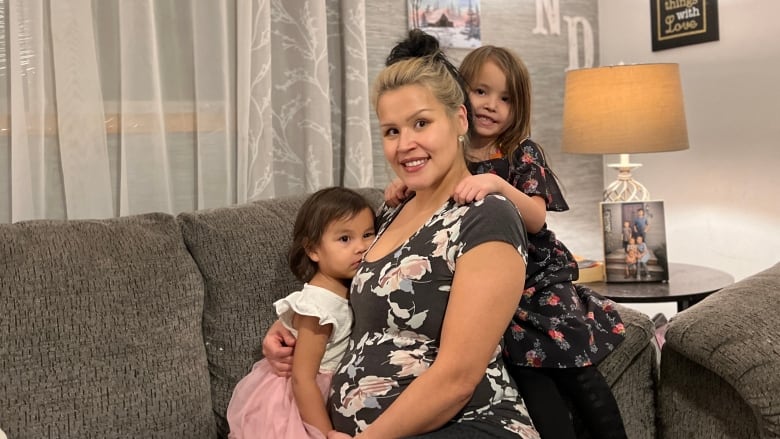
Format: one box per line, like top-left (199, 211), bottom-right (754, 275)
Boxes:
top-left (178, 188), bottom-right (383, 438)
top-left (659, 263), bottom-right (780, 438)
top-left (0, 213), bottom-right (215, 439)
top-left (596, 303), bottom-right (658, 439)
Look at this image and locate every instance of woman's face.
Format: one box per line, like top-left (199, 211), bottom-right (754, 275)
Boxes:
top-left (377, 84), bottom-right (467, 193)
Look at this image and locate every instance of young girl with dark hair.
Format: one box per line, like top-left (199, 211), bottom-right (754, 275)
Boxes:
top-left (226, 187), bottom-right (376, 439)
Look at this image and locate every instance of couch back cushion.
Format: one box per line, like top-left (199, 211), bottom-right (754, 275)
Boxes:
top-left (178, 188), bottom-right (383, 438)
top-left (0, 213), bottom-right (215, 439)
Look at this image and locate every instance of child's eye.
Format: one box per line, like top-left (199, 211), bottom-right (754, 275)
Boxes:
top-left (473, 88), bottom-right (486, 96)
top-left (363, 231), bottom-right (376, 239)
top-left (501, 96), bottom-right (510, 102)
top-left (414, 120), bottom-right (428, 129)
top-left (338, 235), bottom-right (350, 243)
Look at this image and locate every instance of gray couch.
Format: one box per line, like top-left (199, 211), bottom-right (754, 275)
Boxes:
top-left (658, 262), bottom-right (780, 439)
top-left (1, 188), bottom-right (658, 439)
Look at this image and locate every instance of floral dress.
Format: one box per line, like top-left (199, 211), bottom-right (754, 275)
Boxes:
top-left (468, 139), bottom-right (625, 368)
top-left (328, 195), bottom-right (539, 438)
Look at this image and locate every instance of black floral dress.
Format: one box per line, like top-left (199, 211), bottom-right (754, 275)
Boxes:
top-left (328, 195), bottom-right (540, 438)
top-left (469, 139), bottom-right (625, 368)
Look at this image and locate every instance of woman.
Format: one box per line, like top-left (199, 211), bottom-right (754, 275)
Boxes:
top-left (262, 30), bottom-right (538, 439)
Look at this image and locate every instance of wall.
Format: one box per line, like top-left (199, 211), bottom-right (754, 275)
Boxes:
top-left (366, 1), bottom-right (607, 260)
top-left (598, 0), bottom-right (780, 285)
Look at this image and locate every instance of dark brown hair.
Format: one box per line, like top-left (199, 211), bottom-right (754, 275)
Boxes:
top-left (288, 187), bottom-right (375, 282)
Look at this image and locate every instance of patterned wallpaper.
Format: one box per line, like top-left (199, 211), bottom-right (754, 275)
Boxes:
top-left (365, 0), bottom-right (606, 259)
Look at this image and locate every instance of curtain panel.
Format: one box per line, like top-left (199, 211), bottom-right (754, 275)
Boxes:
top-left (0, 0), bottom-right (372, 222)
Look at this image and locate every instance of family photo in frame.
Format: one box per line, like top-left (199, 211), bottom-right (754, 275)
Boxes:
top-left (601, 201), bottom-right (670, 283)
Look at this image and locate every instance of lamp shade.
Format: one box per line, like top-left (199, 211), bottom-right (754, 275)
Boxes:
top-left (562, 63), bottom-right (690, 155)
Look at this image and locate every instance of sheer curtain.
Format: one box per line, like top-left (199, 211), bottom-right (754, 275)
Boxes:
top-left (0, 0), bottom-right (372, 223)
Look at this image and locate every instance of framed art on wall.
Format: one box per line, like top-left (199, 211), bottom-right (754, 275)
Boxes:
top-left (651, 0), bottom-right (719, 51)
top-left (601, 200), bottom-right (669, 283)
top-left (407, 0), bottom-right (482, 48)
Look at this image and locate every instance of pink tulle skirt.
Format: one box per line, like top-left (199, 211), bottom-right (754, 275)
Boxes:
top-left (226, 359), bottom-right (333, 439)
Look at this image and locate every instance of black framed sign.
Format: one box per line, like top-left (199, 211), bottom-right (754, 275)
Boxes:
top-left (651, 0), bottom-right (719, 51)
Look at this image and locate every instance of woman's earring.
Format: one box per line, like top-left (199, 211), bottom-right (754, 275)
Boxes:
top-left (458, 135), bottom-right (465, 146)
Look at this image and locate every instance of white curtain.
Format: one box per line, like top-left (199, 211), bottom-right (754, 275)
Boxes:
top-left (0, 0), bottom-right (373, 223)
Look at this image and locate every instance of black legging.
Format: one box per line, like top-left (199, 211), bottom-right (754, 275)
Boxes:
top-left (508, 365), bottom-right (628, 439)
top-left (406, 420), bottom-right (520, 438)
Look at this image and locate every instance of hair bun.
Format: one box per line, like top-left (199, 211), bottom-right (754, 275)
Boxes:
top-left (386, 29), bottom-right (441, 66)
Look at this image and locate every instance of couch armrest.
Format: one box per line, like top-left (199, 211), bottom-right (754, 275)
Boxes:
top-left (661, 262), bottom-right (780, 438)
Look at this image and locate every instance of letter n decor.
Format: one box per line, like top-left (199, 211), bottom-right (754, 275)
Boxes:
top-left (650, 0), bottom-right (719, 51)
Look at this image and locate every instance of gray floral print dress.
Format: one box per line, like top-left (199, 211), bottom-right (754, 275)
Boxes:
top-left (328, 194), bottom-right (540, 438)
top-left (468, 138), bottom-right (626, 368)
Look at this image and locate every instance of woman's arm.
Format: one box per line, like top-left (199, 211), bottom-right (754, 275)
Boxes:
top-left (262, 319), bottom-right (296, 377)
top-left (453, 173), bottom-right (546, 233)
top-left (355, 241), bottom-right (526, 438)
top-left (291, 314), bottom-right (335, 437)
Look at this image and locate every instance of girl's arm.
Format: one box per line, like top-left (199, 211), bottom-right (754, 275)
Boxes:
top-left (384, 177), bottom-right (411, 207)
top-left (291, 314), bottom-right (334, 437)
top-left (453, 173), bottom-right (547, 233)
top-left (355, 241), bottom-right (526, 438)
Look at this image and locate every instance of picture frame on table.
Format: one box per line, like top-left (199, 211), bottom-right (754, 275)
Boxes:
top-left (600, 200), bottom-right (669, 283)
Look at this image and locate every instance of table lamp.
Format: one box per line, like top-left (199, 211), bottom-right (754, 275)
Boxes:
top-left (561, 63), bottom-right (690, 201)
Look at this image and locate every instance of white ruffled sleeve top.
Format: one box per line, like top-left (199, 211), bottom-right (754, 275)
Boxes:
top-left (274, 283), bottom-right (353, 372)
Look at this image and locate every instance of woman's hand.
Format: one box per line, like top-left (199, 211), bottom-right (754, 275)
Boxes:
top-left (384, 177), bottom-right (411, 207)
top-left (262, 320), bottom-right (296, 377)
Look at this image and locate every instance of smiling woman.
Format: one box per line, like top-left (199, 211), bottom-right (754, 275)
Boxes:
top-left (319, 30), bottom-right (536, 439)
top-left (376, 82), bottom-right (468, 197)
top-left (261, 30), bottom-right (537, 439)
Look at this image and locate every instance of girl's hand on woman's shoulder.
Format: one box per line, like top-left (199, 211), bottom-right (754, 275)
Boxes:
top-left (452, 173), bottom-right (506, 204)
top-left (384, 177), bottom-right (410, 207)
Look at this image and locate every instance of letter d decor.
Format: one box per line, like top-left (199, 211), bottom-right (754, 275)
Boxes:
top-left (650, 0), bottom-right (719, 51)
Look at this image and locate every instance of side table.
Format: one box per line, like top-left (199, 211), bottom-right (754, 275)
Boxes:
top-left (585, 262), bottom-right (734, 312)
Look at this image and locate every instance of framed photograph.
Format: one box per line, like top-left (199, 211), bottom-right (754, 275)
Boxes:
top-left (651, 0), bottom-right (719, 51)
top-left (601, 200), bottom-right (669, 283)
top-left (407, 0), bottom-right (482, 49)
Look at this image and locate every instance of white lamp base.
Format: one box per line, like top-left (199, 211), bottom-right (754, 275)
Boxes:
top-left (604, 154), bottom-right (650, 202)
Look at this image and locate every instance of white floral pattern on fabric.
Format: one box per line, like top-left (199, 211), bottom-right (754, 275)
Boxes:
top-left (328, 195), bottom-right (539, 438)
top-left (470, 139), bottom-right (626, 368)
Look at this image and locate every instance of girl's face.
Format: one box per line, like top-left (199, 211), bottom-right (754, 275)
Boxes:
top-left (377, 84), bottom-right (468, 194)
top-left (468, 59), bottom-right (512, 146)
top-left (307, 207), bottom-right (376, 281)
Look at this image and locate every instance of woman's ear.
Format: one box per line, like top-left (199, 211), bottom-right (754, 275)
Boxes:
top-left (456, 104), bottom-right (468, 136)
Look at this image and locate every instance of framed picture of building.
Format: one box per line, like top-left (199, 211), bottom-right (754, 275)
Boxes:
top-left (407, 0), bottom-right (482, 48)
top-left (600, 200), bottom-right (669, 283)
